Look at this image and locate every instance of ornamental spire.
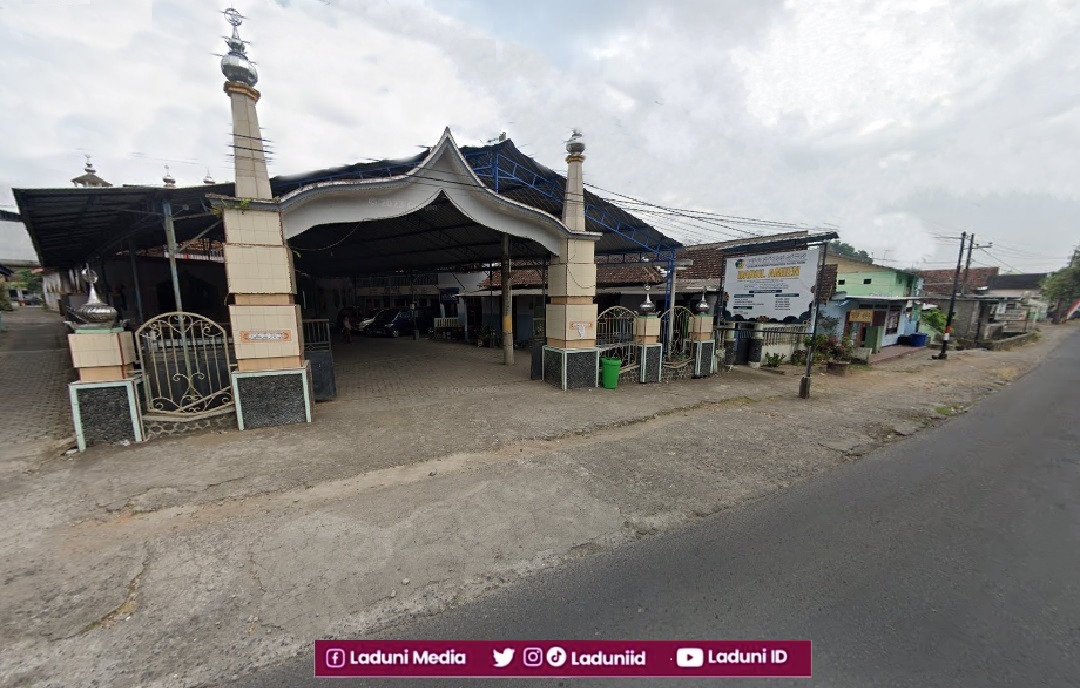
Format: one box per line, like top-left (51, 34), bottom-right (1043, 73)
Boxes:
top-left (220, 7), bottom-right (258, 86)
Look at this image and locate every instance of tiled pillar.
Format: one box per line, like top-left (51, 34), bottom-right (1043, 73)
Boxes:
top-left (689, 314), bottom-right (717, 378)
top-left (542, 133), bottom-right (601, 390)
top-left (634, 315), bottom-right (663, 383)
top-left (545, 237), bottom-right (598, 349)
top-left (220, 77), bottom-right (312, 428)
top-left (67, 328), bottom-right (143, 451)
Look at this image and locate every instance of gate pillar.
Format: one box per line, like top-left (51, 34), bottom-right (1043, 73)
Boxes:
top-left (217, 15), bottom-right (312, 429)
top-left (690, 314), bottom-right (717, 378)
top-left (65, 271), bottom-right (144, 451)
top-left (633, 315), bottom-right (662, 383)
top-left (720, 323), bottom-right (737, 369)
top-left (542, 132), bottom-right (601, 390)
top-left (748, 322), bottom-right (765, 368)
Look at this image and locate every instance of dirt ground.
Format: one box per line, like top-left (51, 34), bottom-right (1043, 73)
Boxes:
top-left (0, 324), bottom-right (1074, 688)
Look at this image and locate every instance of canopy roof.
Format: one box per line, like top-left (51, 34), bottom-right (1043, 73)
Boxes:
top-left (14, 137), bottom-right (680, 272)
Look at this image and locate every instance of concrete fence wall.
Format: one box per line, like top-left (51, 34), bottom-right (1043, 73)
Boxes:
top-left (984, 330), bottom-right (1040, 351)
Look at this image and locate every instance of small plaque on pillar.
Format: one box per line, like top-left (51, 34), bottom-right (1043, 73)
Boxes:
top-left (240, 330), bottom-right (292, 343)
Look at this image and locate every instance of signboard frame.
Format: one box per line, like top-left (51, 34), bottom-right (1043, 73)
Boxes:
top-left (721, 247), bottom-right (822, 323)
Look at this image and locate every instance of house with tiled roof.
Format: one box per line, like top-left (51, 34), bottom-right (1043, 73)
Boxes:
top-left (468, 230), bottom-right (838, 352)
top-left (914, 266), bottom-right (999, 296)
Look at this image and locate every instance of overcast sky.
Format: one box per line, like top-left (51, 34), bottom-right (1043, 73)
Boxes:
top-left (1, 0), bottom-right (1077, 272)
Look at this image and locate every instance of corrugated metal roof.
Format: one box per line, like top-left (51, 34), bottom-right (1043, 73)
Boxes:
top-left (14, 137), bottom-right (680, 271)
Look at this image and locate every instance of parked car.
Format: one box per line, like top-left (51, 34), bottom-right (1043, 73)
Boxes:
top-left (337, 307), bottom-right (389, 333)
top-left (364, 309), bottom-right (434, 337)
top-left (358, 309), bottom-right (387, 330)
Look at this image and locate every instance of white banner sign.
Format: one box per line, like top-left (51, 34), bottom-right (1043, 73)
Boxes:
top-left (722, 247), bottom-right (821, 323)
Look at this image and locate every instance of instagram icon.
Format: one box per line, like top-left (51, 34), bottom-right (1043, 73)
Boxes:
top-left (523, 647), bottom-right (544, 667)
top-left (325, 648), bottom-right (346, 669)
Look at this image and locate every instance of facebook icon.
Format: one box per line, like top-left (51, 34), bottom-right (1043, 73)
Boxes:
top-left (326, 648), bottom-right (346, 669)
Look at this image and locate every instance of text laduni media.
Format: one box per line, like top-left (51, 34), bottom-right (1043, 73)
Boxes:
top-left (347, 650), bottom-right (465, 665)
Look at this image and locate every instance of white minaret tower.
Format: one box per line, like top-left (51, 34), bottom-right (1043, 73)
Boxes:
top-left (220, 8), bottom-right (271, 200)
top-left (216, 7), bottom-right (311, 430)
top-left (562, 129), bottom-right (586, 232)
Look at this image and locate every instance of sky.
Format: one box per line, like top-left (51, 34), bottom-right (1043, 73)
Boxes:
top-left (1, 0), bottom-right (1077, 273)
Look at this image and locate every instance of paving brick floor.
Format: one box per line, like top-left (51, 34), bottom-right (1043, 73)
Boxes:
top-left (330, 335), bottom-right (533, 401)
top-left (0, 308), bottom-right (74, 450)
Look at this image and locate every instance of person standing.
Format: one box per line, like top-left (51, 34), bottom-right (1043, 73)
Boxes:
top-left (341, 311), bottom-right (353, 344)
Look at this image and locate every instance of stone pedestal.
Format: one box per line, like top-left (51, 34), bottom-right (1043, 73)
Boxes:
top-left (542, 346), bottom-right (600, 390)
top-left (69, 378), bottom-right (144, 452)
top-left (692, 339), bottom-right (717, 378)
top-left (233, 362), bottom-right (313, 430)
top-left (637, 343), bottom-right (663, 383)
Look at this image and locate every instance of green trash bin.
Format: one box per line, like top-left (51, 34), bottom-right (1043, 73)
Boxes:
top-left (600, 357), bottom-right (622, 389)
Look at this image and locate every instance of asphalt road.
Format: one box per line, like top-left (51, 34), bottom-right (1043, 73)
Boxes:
top-left (224, 329), bottom-right (1080, 688)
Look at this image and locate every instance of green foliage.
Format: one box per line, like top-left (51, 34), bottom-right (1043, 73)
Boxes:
top-left (15, 268), bottom-right (42, 293)
top-left (921, 308), bottom-right (947, 332)
top-left (803, 333), bottom-right (853, 362)
top-left (830, 240), bottom-right (873, 263)
top-left (790, 348), bottom-right (807, 365)
top-left (763, 352), bottom-right (786, 367)
top-left (0, 288), bottom-right (11, 311)
top-left (1042, 263), bottom-right (1080, 303)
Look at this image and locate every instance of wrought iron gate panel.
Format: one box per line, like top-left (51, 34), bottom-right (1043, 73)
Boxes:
top-left (135, 312), bottom-right (236, 416)
top-left (659, 306), bottom-right (694, 361)
top-left (596, 306), bottom-right (639, 369)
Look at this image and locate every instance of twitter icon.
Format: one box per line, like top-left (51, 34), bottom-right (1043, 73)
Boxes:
top-left (493, 648), bottom-right (515, 668)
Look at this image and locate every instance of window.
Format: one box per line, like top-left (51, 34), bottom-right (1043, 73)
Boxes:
top-left (886, 307), bottom-right (901, 334)
top-left (837, 279), bottom-right (846, 285)
top-left (863, 278), bottom-right (872, 284)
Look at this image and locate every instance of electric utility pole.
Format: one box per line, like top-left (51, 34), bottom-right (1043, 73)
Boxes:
top-left (961, 234), bottom-right (993, 295)
top-left (937, 232), bottom-right (967, 360)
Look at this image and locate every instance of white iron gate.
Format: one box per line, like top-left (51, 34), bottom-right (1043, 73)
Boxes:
top-left (135, 312), bottom-right (236, 416)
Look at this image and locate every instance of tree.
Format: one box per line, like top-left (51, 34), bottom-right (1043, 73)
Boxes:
top-left (15, 268), bottom-right (42, 294)
top-left (829, 240), bottom-right (873, 263)
top-left (1042, 254), bottom-right (1080, 324)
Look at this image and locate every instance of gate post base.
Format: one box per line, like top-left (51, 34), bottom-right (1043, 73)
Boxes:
top-left (636, 344), bottom-right (663, 383)
top-left (692, 339), bottom-right (717, 378)
top-left (232, 362), bottom-right (313, 430)
top-left (69, 377), bottom-right (145, 452)
top-left (542, 346), bottom-right (599, 390)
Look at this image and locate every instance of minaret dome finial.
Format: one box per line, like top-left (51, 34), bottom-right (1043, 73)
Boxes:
top-left (220, 7), bottom-right (258, 86)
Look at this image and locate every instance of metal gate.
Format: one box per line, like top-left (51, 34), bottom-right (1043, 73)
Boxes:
top-left (659, 306), bottom-right (694, 361)
top-left (733, 326), bottom-right (753, 364)
top-left (596, 306), bottom-right (639, 369)
top-left (135, 312), bottom-right (236, 416)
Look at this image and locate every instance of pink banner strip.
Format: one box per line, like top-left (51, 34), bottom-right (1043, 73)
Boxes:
top-left (315, 640), bottom-right (811, 678)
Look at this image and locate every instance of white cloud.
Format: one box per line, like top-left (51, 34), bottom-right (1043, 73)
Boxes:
top-left (1, 0), bottom-right (1078, 271)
